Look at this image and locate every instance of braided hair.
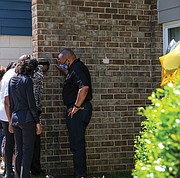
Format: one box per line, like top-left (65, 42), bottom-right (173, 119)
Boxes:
top-left (15, 55), bottom-right (38, 77)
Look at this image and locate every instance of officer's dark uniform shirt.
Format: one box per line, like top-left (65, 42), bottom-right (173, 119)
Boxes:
top-left (63, 58), bottom-right (92, 106)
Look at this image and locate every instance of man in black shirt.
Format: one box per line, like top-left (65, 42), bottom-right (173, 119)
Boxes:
top-left (56, 48), bottom-right (92, 178)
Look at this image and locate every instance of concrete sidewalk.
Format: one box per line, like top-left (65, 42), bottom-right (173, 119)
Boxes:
top-left (0, 167), bottom-right (54, 178)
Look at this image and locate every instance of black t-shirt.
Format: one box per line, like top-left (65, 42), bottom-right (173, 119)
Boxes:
top-left (62, 58), bottom-right (92, 106)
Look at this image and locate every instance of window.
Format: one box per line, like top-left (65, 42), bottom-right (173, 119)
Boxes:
top-left (163, 20), bottom-right (180, 54)
top-left (0, 0), bottom-right (32, 36)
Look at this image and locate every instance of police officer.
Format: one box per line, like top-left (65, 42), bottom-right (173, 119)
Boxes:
top-left (56, 48), bottom-right (92, 178)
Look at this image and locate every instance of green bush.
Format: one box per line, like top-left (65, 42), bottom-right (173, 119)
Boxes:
top-left (132, 78), bottom-right (180, 178)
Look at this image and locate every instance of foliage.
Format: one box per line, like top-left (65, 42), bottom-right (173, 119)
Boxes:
top-left (132, 78), bottom-right (180, 178)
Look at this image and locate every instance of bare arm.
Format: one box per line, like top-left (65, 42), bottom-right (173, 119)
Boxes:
top-left (4, 96), bottom-right (13, 133)
top-left (75, 86), bottom-right (89, 107)
top-left (69, 86), bottom-right (89, 118)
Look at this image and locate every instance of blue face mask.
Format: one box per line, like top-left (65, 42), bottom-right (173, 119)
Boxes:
top-left (59, 64), bottom-right (68, 71)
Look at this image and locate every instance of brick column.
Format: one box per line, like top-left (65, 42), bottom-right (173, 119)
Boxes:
top-left (32, 0), bottom-right (162, 176)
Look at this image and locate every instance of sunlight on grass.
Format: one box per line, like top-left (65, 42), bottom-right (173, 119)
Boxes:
top-left (31, 171), bottom-right (132, 178)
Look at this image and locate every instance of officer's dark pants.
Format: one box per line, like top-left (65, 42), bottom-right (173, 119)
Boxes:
top-left (30, 134), bottom-right (42, 175)
top-left (13, 122), bottom-right (36, 178)
top-left (66, 101), bottom-right (92, 178)
top-left (1, 121), bottom-right (14, 174)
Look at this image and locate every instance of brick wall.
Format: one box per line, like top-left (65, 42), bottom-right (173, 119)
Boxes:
top-left (32, 0), bottom-right (163, 176)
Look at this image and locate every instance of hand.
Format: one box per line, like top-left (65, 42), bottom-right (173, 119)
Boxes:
top-left (55, 59), bottom-right (68, 75)
top-left (68, 106), bottom-right (84, 118)
top-left (36, 123), bottom-right (42, 135)
top-left (8, 123), bottom-right (13, 133)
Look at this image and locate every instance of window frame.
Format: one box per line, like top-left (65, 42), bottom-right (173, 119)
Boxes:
top-left (163, 20), bottom-right (180, 54)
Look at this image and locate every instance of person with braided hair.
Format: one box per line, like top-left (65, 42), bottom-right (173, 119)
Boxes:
top-left (8, 55), bottom-right (42, 178)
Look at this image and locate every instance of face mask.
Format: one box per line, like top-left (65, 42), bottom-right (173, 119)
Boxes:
top-left (59, 64), bottom-right (68, 71)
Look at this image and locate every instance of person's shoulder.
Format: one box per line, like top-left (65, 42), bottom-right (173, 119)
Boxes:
top-left (1, 69), bottom-right (15, 86)
top-left (79, 59), bottom-right (89, 71)
top-left (2, 68), bottom-right (12, 77)
top-left (20, 75), bottom-right (33, 85)
top-left (73, 58), bottom-right (84, 67)
top-left (33, 66), bottom-right (43, 79)
top-left (4, 68), bottom-right (16, 78)
top-left (78, 58), bottom-right (87, 67)
top-left (37, 65), bottom-right (43, 73)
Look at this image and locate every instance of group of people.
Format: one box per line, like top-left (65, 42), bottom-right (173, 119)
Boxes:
top-left (0, 48), bottom-right (93, 178)
top-left (0, 55), bottom-right (49, 178)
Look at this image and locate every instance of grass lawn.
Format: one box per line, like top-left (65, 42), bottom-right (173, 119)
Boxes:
top-left (44, 172), bottom-right (132, 178)
top-left (0, 171), bottom-right (132, 178)
top-left (87, 172), bottom-right (132, 178)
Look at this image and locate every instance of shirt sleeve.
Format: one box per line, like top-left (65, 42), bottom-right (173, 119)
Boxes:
top-left (33, 69), bottom-right (43, 111)
top-left (73, 67), bottom-right (90, 89)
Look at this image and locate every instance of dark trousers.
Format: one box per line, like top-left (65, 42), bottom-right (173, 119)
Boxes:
top-left (30, 134), bottom-right (42, 175)
top-left (0, 123), bottom-right (4, 157)
top-left (0, 129), bottom-right (4, 157)
top-left (66, 101), bottom-right (92, 178)
top-left (1, 121), bottom-right (14, 174)
top-left (13, 122), bottom-right (36, 178)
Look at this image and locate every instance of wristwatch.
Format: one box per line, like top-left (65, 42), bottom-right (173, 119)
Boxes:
top-left (74, 104), bottom-right (81, 108)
